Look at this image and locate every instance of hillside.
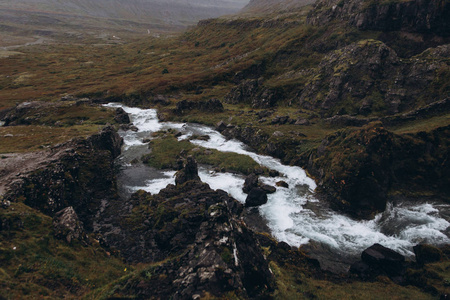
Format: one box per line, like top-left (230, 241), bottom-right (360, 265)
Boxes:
top-left (0, 0), bottom-right (449, 299)
top-left (241, 0), bottom-right (315, 14)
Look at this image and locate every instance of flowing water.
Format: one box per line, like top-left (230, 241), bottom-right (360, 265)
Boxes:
top-left (105, 103), bottom-right (450, 259)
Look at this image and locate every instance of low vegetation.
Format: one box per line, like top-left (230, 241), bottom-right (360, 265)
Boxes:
top-left (142, 129), bottom-right (268, 175)
top-left (0, 0), bottom-right (449, 298)
top-left (0, 202), bottom-right (129, 299)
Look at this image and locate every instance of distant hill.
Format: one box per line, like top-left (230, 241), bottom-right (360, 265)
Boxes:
top-left (0, 0), bottom-right (249, 46)
top-left (1, 0), bottom-right (249, 26)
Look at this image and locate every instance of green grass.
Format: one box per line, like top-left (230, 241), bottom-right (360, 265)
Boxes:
top-left (0, 102), bottom-right (117, 153)
top-left (0, 202), bottom-right (129, 299)
top-left (143, 130), bottom-right (267, 175)
top-left (270, 261), bottom-right (434, 300)
top-left (389, 114), bottom-right (450, 134)
top-left (0, 125), bottom-right (105, 153)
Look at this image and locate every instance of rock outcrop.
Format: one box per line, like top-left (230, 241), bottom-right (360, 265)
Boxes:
top-left (4, 126), bottom-right (123, 230)
top-left (175, 156), bottom-right (201, 185)
top-left (224, 78), bottom-right (282, 108)
top-left (92, 158), bottom-right (274, 298)
top-left (98, 179), bottom-right (275, 299)
top-left (174, 98), bottom-right (224, 114)
top-left (299, 40), bottom-right (450, 116)
top-left (307, 0), bottom-right (450, 36)
top-left (242, 173), bottom-right (275, 207)
top-left (1, 101), bottom-right (54, 126)
top-left (300, 121), bottom-right (449, 219)
top-left (53, 206), bottom-right (88, 245)
top-left (218, 124), bottom-right (270, 152)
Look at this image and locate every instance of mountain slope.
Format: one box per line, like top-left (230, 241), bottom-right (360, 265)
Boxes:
top-left (241, 0), bottom-right (315, 14)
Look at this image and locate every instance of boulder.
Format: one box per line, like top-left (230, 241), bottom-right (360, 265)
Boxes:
top-left (88, 125), bottom-right (123, 159)
top-left (53, 207), bottom-right (88, 245)
top-left (215, 121), bottom-right (227, 132)
top-left (271, 116), bottom-right (290, 125)
top-left (295, 118), bottom-right (310, 125)
top-left (245, 188), bottom-right (268, 207)
top-left (277, 241), bottom-right (292, 252)
top-left (243, 173), bottom-right (259, 194)
top-left (260, 184), bottom-right (276, 194)
top-left (113, 107), bottom-right (130, 124)
top-left (361, 243), bottom-right (405, 276)
top-left (269, 170), bottom-right (280, 177)
top-left (276, 181), bottom-right (289, 188)
top-left (175, 156), bottom-right (201, 185)
top-left (350, 243), bottom-right (407, 284)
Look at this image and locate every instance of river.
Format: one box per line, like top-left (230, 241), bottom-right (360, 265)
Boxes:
top-left (105, 103), bottom-right (450, 260)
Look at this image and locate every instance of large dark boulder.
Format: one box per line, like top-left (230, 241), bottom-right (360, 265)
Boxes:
top-left (243, 173), bottom-right (259, 194)
top-left (260, 183), bottom-right (276, 194)
top-left (350, 243), bottom-right (407, 283)
top-left (361, 243), bottom-right (406, 277)
top-left (245, 188), bottom-right (268, 207)
top-left (113, 107), bottom-right (130, 124)
top-left (88, 125), bottom-right (123, 159)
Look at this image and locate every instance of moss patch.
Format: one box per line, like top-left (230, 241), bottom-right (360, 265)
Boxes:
top-left (142, 130), bottom-right (268, 175)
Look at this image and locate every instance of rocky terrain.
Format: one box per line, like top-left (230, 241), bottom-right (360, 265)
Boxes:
top-left (242, 0), bottom-right (315, 14)
top-left (1, 0), bottom-right (449, 298)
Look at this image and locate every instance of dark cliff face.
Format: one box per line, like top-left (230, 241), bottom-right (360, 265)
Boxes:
top-left (299, 40), bottom-right (449, 116)
top-left (301, 122), bottom-right (450, 219)
top-left (307, 0), bottom-right (450, 36)
top-left (4, 126), bottom-right (123, 231)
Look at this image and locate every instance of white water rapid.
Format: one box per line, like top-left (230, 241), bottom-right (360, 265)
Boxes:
top-left (105, 103), bottom-right (450, 259)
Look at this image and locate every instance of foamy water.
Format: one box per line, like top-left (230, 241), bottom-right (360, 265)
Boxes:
top-left (106, 103), bottom-right (450, 257)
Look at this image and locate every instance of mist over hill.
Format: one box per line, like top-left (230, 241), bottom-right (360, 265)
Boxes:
top-left (0, 0), bottom-right (249, 46)
top-left (2, 0), bottom-right (249, 25)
